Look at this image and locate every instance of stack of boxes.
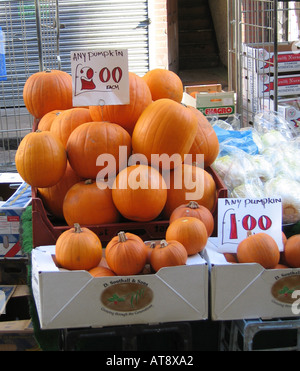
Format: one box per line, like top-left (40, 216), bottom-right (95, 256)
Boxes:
top-left (242, 41), bottom-right (300, 128)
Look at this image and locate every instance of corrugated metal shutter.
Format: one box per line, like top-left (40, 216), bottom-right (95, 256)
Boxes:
top-left (48, 0), bottom-right (150, 76)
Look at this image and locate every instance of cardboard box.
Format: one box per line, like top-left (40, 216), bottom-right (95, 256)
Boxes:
top-left (204, 238), bottom-right (300, 321)
top-left (31, 245), bottom-right (209, 330)
top-left (243, 42), bottom-right (300, 74)
top-left (31, 166), bottom-right (227, 247)
top-left (0, 180), bottom-right (31, 258)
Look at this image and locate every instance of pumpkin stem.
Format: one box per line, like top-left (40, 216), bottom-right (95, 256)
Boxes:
top-left (85, 179), bottom-right (93, 185)
top-left (74, 223), bottom-right (82, 233)
top-left (160, 240), bottom-right (168, 248)
top-left (118, 231), bottom-right (128, 242)
top-left (247, 230), bottom-right (253, 237)
top-left (187, 201), bottom-right (200, 209)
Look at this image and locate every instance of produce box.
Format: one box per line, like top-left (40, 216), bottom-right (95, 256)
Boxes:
top-left (31, 166), bottom-right (227, 247)
top-left (182, 86), bottom-right (235, 118)
top-left (243, 42), bottom-right (300, 74)
top-left (31, 245), bottom-right (209, 330)
top-left (204, 238), bottom-right (300, 321)
top-left (0, 178), bottom-right (31, 258)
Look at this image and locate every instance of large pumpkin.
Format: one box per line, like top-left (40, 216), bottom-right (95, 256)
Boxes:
top-left (282, 234), bottom-right (300, 268)
top-left (237, 232), bottom-right (280, 269)
top-left (163, 163), bottom-right (217, 218)
top-left (89, 72), bottom-right (152, 135)
top-left (142, 68), bottom-right (183, 103)
top-left (66, 121), bottom-right (131, 180)
top-left (166, 216), bottom-right (208, 255)
top-left (63, 179), bottom-right (119, 226)
top-left (55, 223), bottom-right (102, 271)
top-left (38, 162), bottom-right (82, 220)
top-left (23, 69), bottom-right (73, 119)
top-left (50, 107), bottom-right (92, 147)
top-left (15, 130), bottom-right (67, 188)
top-left (105, 231), bottom-right (147, 275)
top-left (187, 107), bottom-right (219, 168)
top-left (112, 164), bottom-right (167, 222)
top-left (132, 99), bottom-right (198, 170)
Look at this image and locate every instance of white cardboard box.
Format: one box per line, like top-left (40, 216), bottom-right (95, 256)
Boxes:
top-left (205, 238), bottom-right (300, 321)
top-left (31, 245), bottom-right (209, 330)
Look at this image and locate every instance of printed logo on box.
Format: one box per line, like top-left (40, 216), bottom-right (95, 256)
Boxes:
top-left (271, 273), bottom-right (300, 305)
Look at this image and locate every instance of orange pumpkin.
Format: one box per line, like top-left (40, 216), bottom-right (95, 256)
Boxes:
top-left (150, 240), bottom-right (188, 272)
top-left (112, 165), bottom-right (167, 222)
top-left (237, 232), bottom-right (280, 269)
top-left (50, 107), bottom-right (92, 147)
top-left (169, 201), bottom-right (214, 236)
top-left (63, 179), bottom-right (119, 226)
top-left (224, 253), bottom-right (238, 263)
top-left (23, 69), bottom-right (73, 119)
top-left (273, 263), bottom-right (289, 269)
top-left (88, 266), bottom-right (116, 277)
top-left (132, 99), bottom-right (198, 170)
top-left (55, 223), bottom-right (102, 271)
top-left (15, 130), bottom-right (67, 188)
top-left (67, 121), bottom-right (131, 180)
top-left (187, 107), bottom-right (219, 167)
top-left (166, 216), bottom-right (208, 256)
top-left (105, 231), bottom-right (147, 275)
top-left (282, 234), bottom-right (300, 268)
top-left (142, 68), bottom-right (183, 103)
top-left (89, 72), bottom-right (152, 135)
top-left (163, 164), bottom-right (217, 218)
top-left (38, 162), bottom-right (82, 220)
top-left (38, 110), bottom-right (63, 131)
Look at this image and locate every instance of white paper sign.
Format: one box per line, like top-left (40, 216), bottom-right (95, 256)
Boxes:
top-left (71, 49), bottom-right (129, 107)
top-left (217, 197), bottom-right (284, 253)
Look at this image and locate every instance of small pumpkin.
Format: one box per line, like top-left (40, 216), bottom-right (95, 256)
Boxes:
top-left (23, 69), bottom-right (73, 119)
top-left (166, 216), bottom-right (208, 256)
top-left (169, 201), bottom-right (214, 236)
top-left (224, 253), bottom-right (238, 263)
top-left (88, 266), bottom-right (116, 277)
top-left (67, 121), bottom-right (131, 179)
top-left (55, 223), bottom-right (102, 271)
top-left (150, 239), bottom-right (188, 272)
top-left (105, 231), bottom-right (147, 275)
top-left (63, 179), bottom-right (119, 226)
top-left (50, 107), bottom-right (92, 147)
top-left (15, 130), bottom-right (67, 188)
top-left (142, 68), bottom-right (183, 103)
top-left (38, 110), bottom-right (63, 131)
top-left (112, 164), bottom-right (167, 222)
top-left (237, 232), bottom-right (280, 269)
top-left (282, 234), bottom-right (300, 268)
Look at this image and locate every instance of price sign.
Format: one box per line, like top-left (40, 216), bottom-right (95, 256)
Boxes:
top-left (71, 49), bottom-right (129, 107)
top-left (217, 197), bottom-right (284, 253)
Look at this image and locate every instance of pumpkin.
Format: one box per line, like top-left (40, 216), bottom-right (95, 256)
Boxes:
top-left (55, 223), bottom-right (102, 270)
top-left (105, 231), bottom-right (147, 275)
top-left (67, 121), bottom-right (131, 180)
top-left (38, 162), bottom-right (82, 220)
top-left (112, 164), bottom-right (167, 222)
top-left (166, 216), bottom-right (208, 255)
top-left (237, 232), bottom-right (280, 269)
top-left (142, 68), bottom-right (183, 103)
top-left (88, 266), bottom-right (116, 277)
top-left (150, 239), bottom-right (188, 272)
top-left (50, 107), bottom-right (92, 147)
top-left (169, 201), bottom-right (214, 236)
top-left (273, 263), bottom-right (289, 269)
top-left (23, 69), bottom-right (73, 119)
top-left (144, 240), bottom-right (159, 264)
top-left (224, 253), bottom-right (238, 263)
top-left (38, 110), bottom-right (63, 131)
top-left (282, 234), bottom-right (300, 268)
top-left (63, 179), bottom-right (119, 226)
top-left (89, 72), bottom-right (152, 135)
top-left (163, 163), bottom-right (217, 218)
top-left (132, 99), bottom-right (198, 170)
top-left (187, 107), bottom-right (219, 167)
top-left (15, 130), bottom-right (67, 188)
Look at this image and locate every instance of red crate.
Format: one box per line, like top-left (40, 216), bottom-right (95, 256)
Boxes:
top-left (31, 166), bottom-right (227, 248)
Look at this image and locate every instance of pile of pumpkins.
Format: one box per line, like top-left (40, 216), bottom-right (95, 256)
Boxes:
top-left (15, 67), bottom-right (221, 274)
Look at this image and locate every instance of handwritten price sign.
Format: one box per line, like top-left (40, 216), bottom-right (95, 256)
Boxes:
top-left (71, 49), bottom-right (129, 107)
top-left (217, 197), bottom-right (284, 253)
